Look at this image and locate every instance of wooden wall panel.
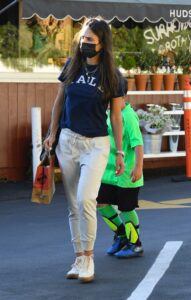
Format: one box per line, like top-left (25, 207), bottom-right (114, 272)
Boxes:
top-left (26, 83), bottom-right (36, 140)
top-left (0, 82), bottom-right (58, 180)
top-left (8, 84), bottom-right (18, 167)
top-left (43, 83), bottom-right (58, 134)
top-left (127, 94), bottom-right (183, 110)
top-left (0, 84), bottom-right (9, 167)
top-left (144, 157), bottom-right (185, 169)
top-left (36, 83), bottom-right (46, 127)
top-left (17, 84), bottom-right (28, 169)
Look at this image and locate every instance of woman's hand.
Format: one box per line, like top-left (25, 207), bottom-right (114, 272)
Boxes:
top-left (44, 134), bottom-right (56, 152)
top-left (115, 154), bottom-right (124, 176)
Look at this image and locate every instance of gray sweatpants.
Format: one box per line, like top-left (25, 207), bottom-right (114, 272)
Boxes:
top-left (56, 128), bottom-right (110, 253)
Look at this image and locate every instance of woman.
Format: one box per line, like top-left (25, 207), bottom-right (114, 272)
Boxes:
top-left (44, 18), bottom-right (125, 283)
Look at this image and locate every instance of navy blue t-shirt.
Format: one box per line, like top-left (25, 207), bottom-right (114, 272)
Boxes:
top-left (58, 62), bottom-right (124, 137)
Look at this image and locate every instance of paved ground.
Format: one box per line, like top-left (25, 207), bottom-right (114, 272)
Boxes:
top-left (0, 173), bottom-right (191, 300)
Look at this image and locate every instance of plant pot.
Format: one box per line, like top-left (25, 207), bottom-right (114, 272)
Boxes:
top-left (163, 74), bottom-right (176, 91)
top-left (169, 126), bottom-right (180, 152)
top-left (135, 74), bottom-right (148, 91)
top-left (127, 78), bottom-right (135, 91)
top-left (170, 103), bottom-right (182, 127)
top-left (177, 74), bottom-right (190, 90)
top-left (143, 134), bottom-right (162, 154)
top-left (150, 74), bottom-right (163, 91)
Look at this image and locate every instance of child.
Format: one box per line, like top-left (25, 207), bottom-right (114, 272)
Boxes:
top-left (97, 100), bottom-right (144, 258)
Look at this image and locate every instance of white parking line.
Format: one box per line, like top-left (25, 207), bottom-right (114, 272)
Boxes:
top-left (127, 241), bottom-right (183, 300)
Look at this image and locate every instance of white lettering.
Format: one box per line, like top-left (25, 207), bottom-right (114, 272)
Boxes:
top-left (181, 36), bottom-right (187, 47)
top-left (176, 35), bottom-right (181, 47)
top-left (188, 35), bottom-right (191, 52)
top-left (165, 41), bottom-right (171, 51)
top-left (144, 29), bottom-right (155, 44)
top-left (169, 9), bottom-right (191, 19)
top-left (171, 39), bottom-right (177, 49)
top-left (176, 10), bottom-right (182, 18)
top-left (144, 20), bottom-right (191, 53)
top-left (75, 75), bottom-right (97, 87)
top-left (170, 10), bottom-right (176, 18)
top-left (183, 10), bottom-right (188, 18)
top-left (76, 75), bottom-right (86, 84)
top-left (88, 77), bottom-right (96, 86)
top-left (157, 24), bottom-right (169, 39)
top-left (166, 22), bottom-right (176, 36)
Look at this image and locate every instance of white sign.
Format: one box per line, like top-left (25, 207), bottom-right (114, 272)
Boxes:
top-left (169, 9), bottom-right (191, 19)
top-left (144, 20), bottom-right (191, 53)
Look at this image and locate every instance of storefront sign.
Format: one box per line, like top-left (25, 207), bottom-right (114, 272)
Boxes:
top-left (169, 9), bottom-right (191, 19)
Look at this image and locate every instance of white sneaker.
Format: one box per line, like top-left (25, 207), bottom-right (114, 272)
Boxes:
top-left (66, 256), bottom-right (84, 279)
top-left (78, 255), bottom-right (94, 283)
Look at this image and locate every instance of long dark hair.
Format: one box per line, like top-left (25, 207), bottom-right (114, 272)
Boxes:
top-left (64, 18), bottom-right (120, 101)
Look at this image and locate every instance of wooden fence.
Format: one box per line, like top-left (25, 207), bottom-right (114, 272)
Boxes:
top-left (0, 82), bottom-right (58, 180)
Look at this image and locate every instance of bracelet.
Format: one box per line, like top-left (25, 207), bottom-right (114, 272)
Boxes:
top-left (116, 150), bottom-right (125, 157)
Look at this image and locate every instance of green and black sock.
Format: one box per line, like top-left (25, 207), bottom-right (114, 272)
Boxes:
top-left (97, 205), bottom-right (125, 237)
top-left (122, 210), bottom-right (141, 245)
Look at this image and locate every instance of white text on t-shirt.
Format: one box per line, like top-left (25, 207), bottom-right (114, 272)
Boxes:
top-left (76, 75), bottom-right (96, 87)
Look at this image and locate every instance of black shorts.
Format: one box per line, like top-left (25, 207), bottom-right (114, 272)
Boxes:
top-left (97, 183), bottom-right (140, 212)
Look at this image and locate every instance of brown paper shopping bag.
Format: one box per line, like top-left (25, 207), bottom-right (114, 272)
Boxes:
top-left (31, 155), bottom-right (55, 204)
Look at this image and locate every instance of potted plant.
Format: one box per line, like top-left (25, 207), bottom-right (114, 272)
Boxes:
top-left (162, 54), bottom-right (177, 91)
top-left (148, 50), bottom-right (164, 91)
top-left (115, 53), bottom-right (136, 91)
top-left (134, 49), bottom-right (151, 91)
top-left (174, 49), bottom-right (191, 90)
top-left (168, 103), bottom-right (182, 152)
top-left (136, 104), bottom-right (172, 153)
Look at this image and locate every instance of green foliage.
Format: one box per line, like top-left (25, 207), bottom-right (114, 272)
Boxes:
top-left (35, 42), bottom-right (63, 65)
top-left (112, 26), bottom-right (163, 72)
top-left (133, 48), bottom-right (163, 72)
top-left (112, 25), bottom-right (146, 70)
top-left (115, 53), bottom-right (136, 70)
top-left (123, 55), bottom-right (136, 70)
top-left (147, 50), bottom-right (163, 72)
top-left (133, 48), bottom-right (152, 71)
top-left (112, 26), bottom-right (144, 53)
top-left (174, 48), bottom-right (191, 74)
top-left (0, 22), bottom-right (34, 71)
top-left (0, 22), bottom-right (18, 59)
top-left (0, 20), bottom-right (64, 70)
top-left (19, 22), bottom-right (33, 57)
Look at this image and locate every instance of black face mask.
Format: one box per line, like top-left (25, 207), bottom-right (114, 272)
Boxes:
top-left (80, 42), bottom-right (99, 58)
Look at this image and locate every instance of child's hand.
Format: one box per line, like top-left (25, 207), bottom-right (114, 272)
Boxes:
top-left (115, 155), bottom-right (124, 176)
top-left (130, 166), bottom-right (142, 182)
